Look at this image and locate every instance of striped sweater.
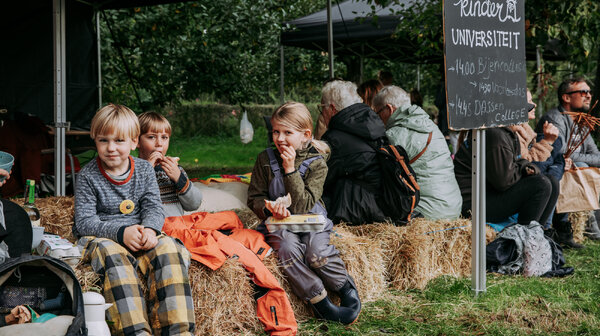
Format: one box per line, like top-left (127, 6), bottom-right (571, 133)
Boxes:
top-left (74, 156), bottom-right (165, 241)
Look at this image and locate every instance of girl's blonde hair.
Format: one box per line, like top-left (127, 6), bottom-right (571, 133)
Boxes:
top-left (271, 102), bottom-right (330, 155)
top-left (90, 103), bottom-right (140, 140)
top-left (138, 111), bottom-right (172, 136)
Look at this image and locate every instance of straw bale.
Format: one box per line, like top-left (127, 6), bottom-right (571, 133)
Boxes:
top-left (330, 225), bottom-right (387, 302)
top-left (345, 219), bottom-right (495, 290)
top-left (569, 211), bottom-right (588, 243)
top-left (189, 259), bottom-right (261, 336)
top-left (28, 196), bottom-right (77, 242)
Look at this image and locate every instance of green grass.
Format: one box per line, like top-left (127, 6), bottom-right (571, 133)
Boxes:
top-left (161, 127), bottom-right (270, 178)
top-left (298, 241), bottom-right (600, 335)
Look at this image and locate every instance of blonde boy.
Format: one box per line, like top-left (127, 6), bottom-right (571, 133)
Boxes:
top-left (74, 104), bottom-right (194, 336)
top-left (137, 112), bottom-right (202, 217)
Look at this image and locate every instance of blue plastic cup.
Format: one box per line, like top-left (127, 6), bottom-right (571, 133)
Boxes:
top-left (0, 151), bottom-right (14, 183)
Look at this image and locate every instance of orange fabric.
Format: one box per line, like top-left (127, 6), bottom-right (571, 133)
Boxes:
top-left (163, 211), bottom-right (297, 335)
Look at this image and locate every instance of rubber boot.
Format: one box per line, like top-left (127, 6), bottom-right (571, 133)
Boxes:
top-left (311, 295), bottom-right (359, 325)
top-left (584, 210), bottom-right (600, 240)
top-left (338, 280), bottom-right (361, 315)
top-left (554, 220), bottom-right (584, 249)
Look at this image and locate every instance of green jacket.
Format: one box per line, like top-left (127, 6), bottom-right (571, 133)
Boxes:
top-left (247, 145), bottom-right (328, 220)
top-left (385, 105), bottom-right (462, 220)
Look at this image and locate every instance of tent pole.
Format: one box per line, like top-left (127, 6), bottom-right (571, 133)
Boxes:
top-left (359, 44), bottom-right (364, 84)
top-left (97, 10), bottom-right (103, 107)
top-left (327, 0), bottom-right (334, 78)
top-left (536, 45), bottom-right (543, 118)
top-left (53, 0), bottom-right (67, 196)
top-left (417, 64), bottom-right (421, 91)
top-left (280, 45), bottom-right (285, 104)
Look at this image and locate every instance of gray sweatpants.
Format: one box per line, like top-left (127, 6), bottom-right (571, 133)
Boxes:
top-left (259, 221), bottom-right (349, 302)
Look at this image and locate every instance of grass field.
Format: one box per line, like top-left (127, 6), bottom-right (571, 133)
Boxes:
top-left (299, 241), bottom-right (600, 335)
top-left (166, 127), bottom-right (269, 178)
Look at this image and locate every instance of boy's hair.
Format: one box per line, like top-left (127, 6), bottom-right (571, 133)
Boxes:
top-left (90, 103), bottom-right (140, 140)
top-left (138, 111), bottom-right (172, 135)
top-left (272, 102), bottom-right (330, 154)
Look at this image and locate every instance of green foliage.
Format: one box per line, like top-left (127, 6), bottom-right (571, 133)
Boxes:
top-left (100, 1), bottom-right (326, 111)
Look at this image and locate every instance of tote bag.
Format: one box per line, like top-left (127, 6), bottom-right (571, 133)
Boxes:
top-left (556, 167), bottom-right (600, 213)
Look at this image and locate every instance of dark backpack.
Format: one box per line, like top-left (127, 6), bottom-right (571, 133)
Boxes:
top-left (373, 141), bottom-right (420, 225)
top-left (0, 255), bottom-right (86, 335)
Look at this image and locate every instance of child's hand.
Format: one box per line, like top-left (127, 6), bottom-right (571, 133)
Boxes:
top-left (279, 145), bottom-right (297, 174)
top-left (265, 199), bottom-right (291, 219)
top-left (123, 225), bottom-right (145, 252)
top-left (147, 151), bottom-right (164, 167)
top-left (140, 228), bottom-right (159, 250)
top-left (6, 305), bottom-right (31, 325)
top-left (161, 156), bottom-right (181, 183)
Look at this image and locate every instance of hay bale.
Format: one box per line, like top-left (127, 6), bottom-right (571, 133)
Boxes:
top-left (569, 211), bottom-right (588, 243)
top-left (15, 196), bottom-right (76, 242)
top-left (262, 255), bottom-right (312, 321)
top-left (330, 225), bottom-right (387, 302)
top-left (346, 219), bottom-right (495, 290)
top-left (189, 259), bottom-right (261, 335)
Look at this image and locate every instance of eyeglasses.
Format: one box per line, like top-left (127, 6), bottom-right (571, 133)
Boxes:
top-left (566, 89), bottom-right (592, 96)
top-left (317, 104), bottom-right (327, 113)
top-left (375, 105), bottom-right (388, 116)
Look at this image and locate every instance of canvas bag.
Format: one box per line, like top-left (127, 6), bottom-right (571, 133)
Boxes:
top-left (556, 167), bottom-right (600, 213)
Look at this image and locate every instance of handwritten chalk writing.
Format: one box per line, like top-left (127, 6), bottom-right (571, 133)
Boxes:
top-left (452, 58), bottom-right (476, 76)
top-left (451, 28), bottom-right (520, 49)
top-left (478, 56), bottom-right (525, 79)
top-left (452, 0), bottom-right (521, 23)
top-left (494, 108), bottom-right (526, 122)
top-left (473, 99), bottom-right (504, 116)
top-left (455, 95), bottom-right (472, 116)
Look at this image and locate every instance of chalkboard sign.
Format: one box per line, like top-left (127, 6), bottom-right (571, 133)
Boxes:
top-left (444, 0), bottom-right (528, 130)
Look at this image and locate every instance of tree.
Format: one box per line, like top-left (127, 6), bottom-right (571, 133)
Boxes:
top-left (100, 0), bottom-right (325, 110)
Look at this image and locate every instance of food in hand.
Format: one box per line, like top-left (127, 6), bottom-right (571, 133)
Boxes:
top-left (265, 193), bottom-right (292, 211)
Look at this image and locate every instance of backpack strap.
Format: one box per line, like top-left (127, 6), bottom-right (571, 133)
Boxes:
top-left (409, 132), bottom-right (433, 164)
top-left (266, 148), bottom-right (282, 178)
top-left (298, 155), bottom-right (322, 178)
top-left (388, 145), bottom-right (420, 191)
top-left (267, 147), bottom-right (322, 179)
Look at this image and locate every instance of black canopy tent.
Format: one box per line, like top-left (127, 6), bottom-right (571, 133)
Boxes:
top-left (279, 0), bottom-right (568, 93)
top-left (0, 0), bottom-right (193, 196)
top-left (281, 0), bottom-right (435, 63)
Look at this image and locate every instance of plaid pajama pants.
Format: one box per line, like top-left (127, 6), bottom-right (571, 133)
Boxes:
top-left (80, 234), bottom-right (195, 336)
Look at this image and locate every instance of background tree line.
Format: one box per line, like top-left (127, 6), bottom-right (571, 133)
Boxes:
top-left (100, 0), bottom-right (599, 117)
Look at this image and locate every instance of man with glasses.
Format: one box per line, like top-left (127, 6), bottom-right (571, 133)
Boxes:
top-left (536, 77), bottom-right (597, 167)
top-left (536, 77), bottom-right (599, 246)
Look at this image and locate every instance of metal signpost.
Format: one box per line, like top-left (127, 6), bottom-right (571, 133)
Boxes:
top-left (443, 0), bottom-right (528, 294)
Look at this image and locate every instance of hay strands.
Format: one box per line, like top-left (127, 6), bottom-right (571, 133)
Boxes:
top-left (562, 107), bottom-right (600, 159)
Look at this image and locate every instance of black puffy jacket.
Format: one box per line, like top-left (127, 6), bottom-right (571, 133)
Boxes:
top-left (322, 103), bottom-right (387, 225)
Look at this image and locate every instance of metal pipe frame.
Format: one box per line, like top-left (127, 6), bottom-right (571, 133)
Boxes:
top-left (471, 129), bottom-right (486, 295)
top-left (53, 0), bottom-right (67, 196)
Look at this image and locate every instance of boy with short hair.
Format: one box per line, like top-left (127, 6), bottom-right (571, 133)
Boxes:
top-left (137, 111), bottom-right (202, 217)
top-left (74, 104), bottom-right (194, 336)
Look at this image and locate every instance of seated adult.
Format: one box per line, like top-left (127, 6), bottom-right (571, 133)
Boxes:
top-left (454, 126), bottom-right (558, 227)
top-left (319, 80), bottom-right (387, 225)
top-left (0, 168), bottom-right (34, 261)
top-left (372, 86), bottom-right (462, 220)
top-left (535, 77), bottom-right (598, 167)
top-left (520, 90), bottom-right (583, 248)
